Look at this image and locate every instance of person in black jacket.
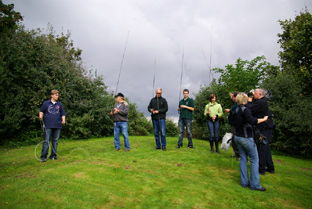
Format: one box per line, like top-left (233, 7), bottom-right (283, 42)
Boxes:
top-left (148, 88), bottom-right (168, 151)
top-left (247, 89), bottom-right (275, 175)
top-left (225, 91), bottom-right (240, 159)
top-left (234, 93), bottom-right (268, 191)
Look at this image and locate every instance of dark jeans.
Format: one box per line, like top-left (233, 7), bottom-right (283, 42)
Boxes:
top-left (152, 119), bottom-right (166, 148)
top-left (178, 118), bottom-right (193, 146)
top-left (257, 129), bottom-right (275, 173)
top-left (41, 128), bottom-right (61, 159)
top-left (207, 120), bottom-right (220, 142)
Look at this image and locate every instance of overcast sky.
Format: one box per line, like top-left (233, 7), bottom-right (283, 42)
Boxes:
top-left (4, 0), bottom-right (311, 119)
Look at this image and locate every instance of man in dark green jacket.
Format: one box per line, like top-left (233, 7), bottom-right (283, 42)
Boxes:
top-left (176, 89), bottom-right (195, 148)
top-left (148, 88), bottom-right (168, 151)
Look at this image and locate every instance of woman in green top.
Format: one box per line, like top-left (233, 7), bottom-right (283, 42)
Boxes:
top-left (204, 94), bottom-right (223, 153)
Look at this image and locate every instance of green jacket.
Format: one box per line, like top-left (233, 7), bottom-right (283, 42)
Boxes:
top-left (204, 102), bottom-right (223, 121)
top-left (179, 97), bottom-right (195, 120)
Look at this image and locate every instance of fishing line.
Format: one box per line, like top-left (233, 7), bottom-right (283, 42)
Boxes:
top-left (115, 30), bottom-right (130, 95)
top-left (35, 120), bottom-right (89, 161)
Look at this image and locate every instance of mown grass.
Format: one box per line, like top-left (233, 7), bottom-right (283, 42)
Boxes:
top-left (0, 136), bottom-right (311, 209)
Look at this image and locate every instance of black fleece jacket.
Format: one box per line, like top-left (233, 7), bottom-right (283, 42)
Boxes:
top-left (148, 96), bottom-right (168, 120)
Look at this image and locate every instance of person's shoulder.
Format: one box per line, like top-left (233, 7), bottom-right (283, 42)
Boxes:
top-left (123, 101), bottom-right (129, 106)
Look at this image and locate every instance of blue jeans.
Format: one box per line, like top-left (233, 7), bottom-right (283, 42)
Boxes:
top-left (178, 119), bottom-right (193, 146)
top-left (235, 136), bottom-right (262, 190)
top-left (207, 120), bottom-right (220, 142)
top-left (41, 128), bottom-right (61, 159)
top-left (152, 119), bottom-right (166, 148)
top-left (114, 122), bottom-right (130, 149)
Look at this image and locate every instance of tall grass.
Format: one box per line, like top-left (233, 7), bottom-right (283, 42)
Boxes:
top-left (0, 136), bottom-right (311, 208)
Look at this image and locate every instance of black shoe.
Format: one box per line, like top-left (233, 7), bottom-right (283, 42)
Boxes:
top-left (265, 169), bottom-right (275, 174)
top-left (176, 145), bottom-right (182, 148)
top-left (259, 172), bottom-right (265, 175)
top-left (256, 187), bottom-right (266, 191)
top-left (154, 147), bottom-right (161, 150)
top-left (41, 158), bottom-right (47, 162)
top-left (162, 147), bottom-right (166, 151)
top-left (50, 157), bottom-right (57, 160)
top-left (188, 146), bottom-right (195, 149)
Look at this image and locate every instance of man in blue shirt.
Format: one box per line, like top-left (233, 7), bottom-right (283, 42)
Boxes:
top-left (39, 89), bottom-right (66, 162)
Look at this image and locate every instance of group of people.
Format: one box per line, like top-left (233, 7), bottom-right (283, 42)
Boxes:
top-left (40, 88), bottom-right (275, 192)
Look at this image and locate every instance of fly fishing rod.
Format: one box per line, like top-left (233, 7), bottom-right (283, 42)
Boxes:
top-left (115, 30), bottom-right (130, 95)
top-left (152, 57), bottom-right (156, 97)
top-left (178, 47), bottom-right (185, 114)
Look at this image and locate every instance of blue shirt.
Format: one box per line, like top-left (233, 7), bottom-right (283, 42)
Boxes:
top-left (40, 100), bottom-right (65, 129)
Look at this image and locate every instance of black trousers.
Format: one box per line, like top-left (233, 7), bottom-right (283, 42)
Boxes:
top-left (257, 129), bottom-right (275, 173)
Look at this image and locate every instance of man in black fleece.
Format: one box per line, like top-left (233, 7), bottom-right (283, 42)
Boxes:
top-left (148, 88), bottom-right (168, 151)
top-left (247, 89), bottom-right (275, 175)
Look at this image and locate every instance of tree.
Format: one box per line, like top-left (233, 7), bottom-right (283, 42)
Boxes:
top-left (0, 0), bottom-right (23, 33)
top-left (278, 8), bottom-right (312, 95)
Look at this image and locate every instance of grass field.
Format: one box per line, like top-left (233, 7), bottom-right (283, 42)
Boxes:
top-left (1, 136), bottom-right (311, 209)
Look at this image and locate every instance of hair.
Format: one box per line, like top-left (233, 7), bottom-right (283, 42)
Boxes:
top-left (257, 88), bottom-right (266, 96)
top-left (233, 91), bottom-right (239, 98)
top-left (183, 89), bottom-right (189, 93)
top-left (156, 88), bottom-right (162, 92)
top-left (209, 94), bottom-right (216, 102)
top-left (50, 89), bottom-right (59, 95)
top-left (236, 93), bottom-right (248, 105)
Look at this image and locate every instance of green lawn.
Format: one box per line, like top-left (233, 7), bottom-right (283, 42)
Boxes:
top-left (1, 136), bottom-right (311, 209)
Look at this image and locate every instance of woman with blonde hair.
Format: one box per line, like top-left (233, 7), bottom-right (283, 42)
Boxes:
top-left (234, 93), bottom-right (268, 191)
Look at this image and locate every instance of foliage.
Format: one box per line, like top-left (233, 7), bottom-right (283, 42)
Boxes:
top-left (0, 0), bottom-right (23, 34)
top-left (262, 73), bottom-right (312, 157)
top-left (193, 57), bottom-right (275, 140)
top-left (213, 56), bottom-right (276, 93)
top-left (166, 118), bottom-right (178, 137)
top-left (127, 101), bottom-right (153, 136)
top-left (277, 7), bottom-right (312, 95)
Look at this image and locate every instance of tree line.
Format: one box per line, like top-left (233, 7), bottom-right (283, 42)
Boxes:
top-left (0, 2), bottom-right (311, 157)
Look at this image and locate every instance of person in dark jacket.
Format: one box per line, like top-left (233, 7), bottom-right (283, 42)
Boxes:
top-left (234, 93), bottom-right (268, 191)
top-left (148, 88), bottom-right (168, 151)
top-left (225, 91), bottom-right (240, 159)
top-left (247, 88), bottom-right (275, 175)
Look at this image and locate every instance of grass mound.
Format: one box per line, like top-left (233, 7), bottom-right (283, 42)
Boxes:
top-left (1, 136), bottom-right (311, 208)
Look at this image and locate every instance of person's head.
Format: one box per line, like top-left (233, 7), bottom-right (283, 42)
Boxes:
top-left (209, 94), bottom-right (216, 103)
top-left (236, 93), bottom-right (248, 105)
top-left (231, 91), bottom-right (239, 102)
top-left (254, 88), bottom-right (265, 100)
top-left (115, 92), bottom-right (124, 103)
top-left (50, 89), bottom-right (59, 102)
top-left (156, 88), bottom-right (162, 98)
top-left (183, 89), bottom-right (189, 99)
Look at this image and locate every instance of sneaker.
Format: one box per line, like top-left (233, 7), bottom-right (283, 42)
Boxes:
top-left (162, 147), bottom-right (166, 151)
top-left (115, 148), bottom-right (120, 151)
top-left (176, 145), bottom-right (182, 148)
top-left (50, 157), bottom-right (57, 160)
top-left (125, 149), bottom-right (130, 152)
top-left (154, 147), bottom-right (161, 150)
top-left (188, 146), bottom-right (195, 149)
top-left (41, 158), bottom-right (47, 162)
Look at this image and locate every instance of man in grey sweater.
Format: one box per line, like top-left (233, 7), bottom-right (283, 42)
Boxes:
top-left (110, 93), bottom-right (130, 151)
